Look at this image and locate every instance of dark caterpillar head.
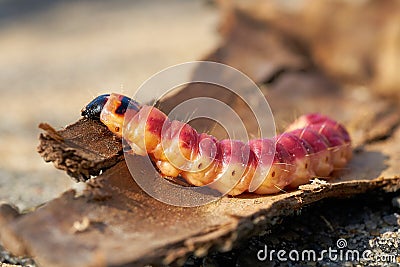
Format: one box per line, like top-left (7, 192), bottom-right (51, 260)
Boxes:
top-left (81, 94), bottom-right (110, 120)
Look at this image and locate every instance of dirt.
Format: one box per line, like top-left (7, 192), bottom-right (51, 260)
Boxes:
top-left (186, 193), bottom-right (400, 267)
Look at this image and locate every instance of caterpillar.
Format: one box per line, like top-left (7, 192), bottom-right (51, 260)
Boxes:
top-left (81, 93), bottom-right (352, 196)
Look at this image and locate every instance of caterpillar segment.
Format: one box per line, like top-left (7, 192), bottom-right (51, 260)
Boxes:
top-left (286, 114), bottom-right (352, 166)
top-left (81, 93), bottom-right (352, 196)
top-left (290, 128), bottom-right (333, 177)
top-left (248, 139), bottom-right (294, 194)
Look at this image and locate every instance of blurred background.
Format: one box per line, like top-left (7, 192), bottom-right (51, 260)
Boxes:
top-left (0, 0), bottom-right (219, 210)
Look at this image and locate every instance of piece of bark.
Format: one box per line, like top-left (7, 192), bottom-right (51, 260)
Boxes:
top-left (1, 136), bottom-right (400, 266)
top-left (38, 118), bottom-right (123, 182)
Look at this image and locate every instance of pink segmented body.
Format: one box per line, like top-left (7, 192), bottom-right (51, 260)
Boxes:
top-left (81, 93), bottom-right (352, 196)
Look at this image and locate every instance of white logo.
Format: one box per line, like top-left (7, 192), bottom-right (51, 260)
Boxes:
top-left (336, 238), bottom-right (347, 249)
